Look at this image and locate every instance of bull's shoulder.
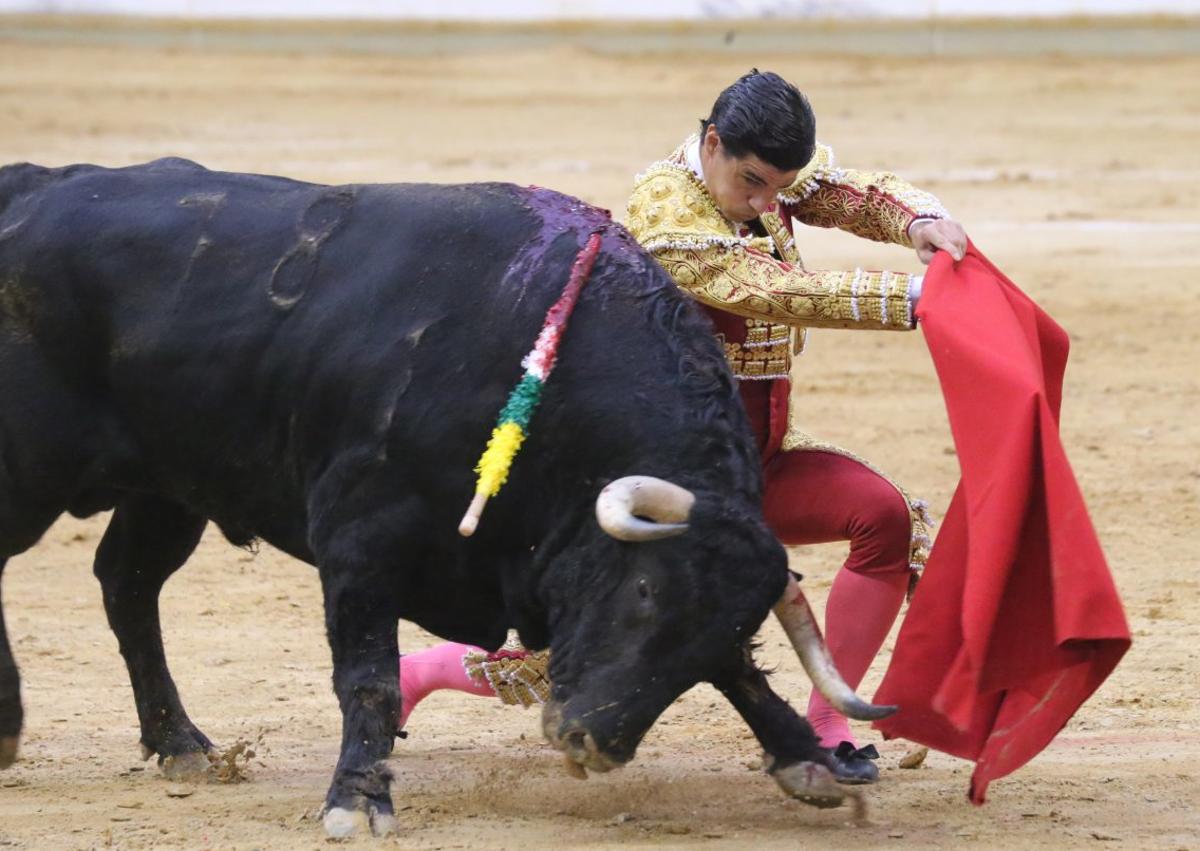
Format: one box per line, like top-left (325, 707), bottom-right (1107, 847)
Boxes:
top-left (1, 161), bottom-right (127, 199)
top-left (0, 162), bottom-right (58, 217)
top-left (94, 160), bottom-right (324, 196)
top-left (1, 160), bottom-right (335, 243)
top-left (142, 157), bottom-right (209, 173)
top-left (25, 159), bottom-right (325, 201)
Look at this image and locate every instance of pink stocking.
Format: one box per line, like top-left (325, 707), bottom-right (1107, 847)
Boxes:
top-left (398, 642), bottom-right (496, 729)
top-left (805, 568), bottom-right (909, 748)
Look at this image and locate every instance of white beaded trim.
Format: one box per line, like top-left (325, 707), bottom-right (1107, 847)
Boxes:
top-left (643, 235), bottom-right (754, 253)
top-left (735, 371), bottom-right (791, 381)
top-left (777, 175), bottom-right (820, 205)
top-left (777, 143), bottom-right (837, 205)
top-left (850, 267), bottom-right (864, 322)
top-left (880, 270), bottom-right (891, 325)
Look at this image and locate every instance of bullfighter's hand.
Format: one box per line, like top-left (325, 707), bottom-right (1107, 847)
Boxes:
top-left (909, 218), bottom-right (967, 265)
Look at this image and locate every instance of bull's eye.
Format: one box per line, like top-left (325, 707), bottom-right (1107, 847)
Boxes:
top-left (637, 577), bottom-right (651, 600)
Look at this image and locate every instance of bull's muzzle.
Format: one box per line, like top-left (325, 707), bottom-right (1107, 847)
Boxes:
top-left (541, 699), bottom-right (624, 779)
top-left (595, 476), bottom-right (695, 542)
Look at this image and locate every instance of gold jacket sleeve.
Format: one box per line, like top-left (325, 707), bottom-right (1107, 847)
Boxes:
top-left (778, 143), bottom-right (951, 247)
top-left (653, 243), bottom-right (916, 331)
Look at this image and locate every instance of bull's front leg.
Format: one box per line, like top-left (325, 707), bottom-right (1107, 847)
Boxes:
top-left (710, 646), bottom-right (852, 812)
top-left (93, 497), bottom-right (212, 777)
top-left (314, 530), bottom-right (403, 839)
top-left (0, 558), bottom-right (21, 769)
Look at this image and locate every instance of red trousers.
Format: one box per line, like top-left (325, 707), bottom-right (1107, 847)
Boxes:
top-left (740, 378), bottom-right (913, 747)
top-left (740, 379), bottom-right (912, 571)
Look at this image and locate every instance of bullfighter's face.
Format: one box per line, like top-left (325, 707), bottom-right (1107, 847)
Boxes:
top-left (699, 125), bottom-right (799, 225)
top-left (539, 488), bottom-right (787, 775)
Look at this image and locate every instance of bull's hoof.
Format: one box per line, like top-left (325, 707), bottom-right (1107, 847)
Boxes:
top-left (0, 736), bottom-right (18, 769)
top-left (371, 811), bottom-right (397, 836)
top-left (160, 751), bottom-right (213, 781)
top-left (770, 760), bottom-right (847, 809)
top-left (140, 724), bottom-right (217, 779)
top-left (323, 807), bottom-right (368, 839)
top-left (322, 806), bottom-right (396, 838)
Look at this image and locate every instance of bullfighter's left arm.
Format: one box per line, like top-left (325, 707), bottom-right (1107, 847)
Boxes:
top-left (778, 143), bottom-right (951, 248)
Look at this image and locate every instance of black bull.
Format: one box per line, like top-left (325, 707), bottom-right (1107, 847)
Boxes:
top-left (0, 159), bottom-right (860, 835)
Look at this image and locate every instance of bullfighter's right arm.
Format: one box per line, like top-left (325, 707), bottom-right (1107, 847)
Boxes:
top-left (652, 243), bottom-right (917, 331)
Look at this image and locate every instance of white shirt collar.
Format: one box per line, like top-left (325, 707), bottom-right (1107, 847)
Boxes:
top-left (685, 136), bottom-right (705, 182)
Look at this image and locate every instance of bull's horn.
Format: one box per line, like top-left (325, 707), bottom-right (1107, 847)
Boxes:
top-left (595, 476), bottom-right (695, 542)
top-left (773, 577), bottom-right (898, 721)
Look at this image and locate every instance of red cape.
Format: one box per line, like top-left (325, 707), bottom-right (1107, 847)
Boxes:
top-left (872, 245), bottom-right (1130, 803)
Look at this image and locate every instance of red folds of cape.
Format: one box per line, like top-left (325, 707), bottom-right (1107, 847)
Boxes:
top-left (872, 245), bottom-right (1130, 804)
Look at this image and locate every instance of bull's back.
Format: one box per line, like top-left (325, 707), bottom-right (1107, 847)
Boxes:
top-left (0, 160), bottom-right (575, 542)
top-left (3, 162), bottom-right (547, 356)
top-left (15, 163), bottom-right (534, 343)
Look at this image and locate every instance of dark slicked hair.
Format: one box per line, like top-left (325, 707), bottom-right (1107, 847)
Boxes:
top-left (700, 70), bottom-right (816, 172)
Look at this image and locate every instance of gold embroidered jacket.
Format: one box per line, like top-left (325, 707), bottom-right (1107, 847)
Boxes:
top-left (624, 138), bottom-right (949, 381)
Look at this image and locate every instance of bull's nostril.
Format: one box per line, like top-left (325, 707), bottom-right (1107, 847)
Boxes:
top-left (565, 729), bottom-right (588, 751)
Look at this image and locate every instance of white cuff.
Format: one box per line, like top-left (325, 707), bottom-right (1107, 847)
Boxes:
top-left (907, 217), bottom-right (936, 238)
top-left (908, 274), bottom-right (924, 308)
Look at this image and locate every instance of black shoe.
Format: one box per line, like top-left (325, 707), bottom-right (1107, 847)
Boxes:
top-left (831, 741), bottom-right (879, 785)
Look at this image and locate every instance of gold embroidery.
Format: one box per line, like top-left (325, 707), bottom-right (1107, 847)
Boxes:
top-left (719, 320), bottom-right (792, 380)
top-left (779, 143), bottom-right (950, 247)
top-left (656, 246), bottom-right (914, 330)
top-left (627, 162), bottom-right (774, 256)
top-left (760, 208), bottom-right (801, 264)
top-left (722, 338), bottom-right (791, 379)
top-left (744, 319), bottom-right (791, 349)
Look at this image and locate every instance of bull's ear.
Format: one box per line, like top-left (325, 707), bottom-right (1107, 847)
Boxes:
top-left (595, 476), bottom-right (694, 541)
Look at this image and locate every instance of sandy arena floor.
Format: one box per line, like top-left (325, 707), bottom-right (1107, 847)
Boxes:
top-left (0, 23), bottom-right (1197, 850)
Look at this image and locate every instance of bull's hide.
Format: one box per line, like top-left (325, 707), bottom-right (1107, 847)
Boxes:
top-left (0, 160), bottom-right (850, 837)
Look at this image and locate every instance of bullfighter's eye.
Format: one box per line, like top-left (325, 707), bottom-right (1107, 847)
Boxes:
top-left (637, 577), bottom-right (651, 599)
